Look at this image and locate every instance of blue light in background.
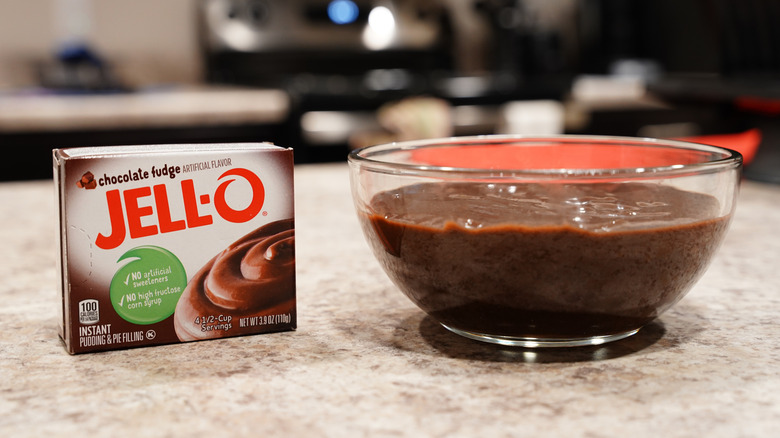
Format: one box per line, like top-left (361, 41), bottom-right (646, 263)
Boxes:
top-left (328, 0), bottom-right (359, 25)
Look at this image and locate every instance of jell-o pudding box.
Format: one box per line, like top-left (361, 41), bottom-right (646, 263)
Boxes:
top-left (53, 143), bottom-right (296, 354)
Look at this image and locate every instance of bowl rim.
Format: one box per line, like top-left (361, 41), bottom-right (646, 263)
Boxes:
top-left (347, 134), bottom-right (744, 179)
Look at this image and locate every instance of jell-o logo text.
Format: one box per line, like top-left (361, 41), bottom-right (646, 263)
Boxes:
top-left (95, 168), bottom-right (265, 250)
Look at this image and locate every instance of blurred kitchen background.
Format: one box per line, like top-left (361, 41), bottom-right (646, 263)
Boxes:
top-left (0, 0), bottom-right (778, 182)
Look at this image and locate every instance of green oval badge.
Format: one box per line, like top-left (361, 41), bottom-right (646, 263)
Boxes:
top-left (109, 246), bottom-right (187, 325)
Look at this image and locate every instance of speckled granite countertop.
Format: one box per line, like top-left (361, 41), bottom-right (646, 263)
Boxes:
top-left (2, 163), bottom-right (779, 437)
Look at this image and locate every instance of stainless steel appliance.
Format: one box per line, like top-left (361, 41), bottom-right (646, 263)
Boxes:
top-left (199, 0), bottom-right (464, 161)
top-left (200, 0), bottom-right (453, 85)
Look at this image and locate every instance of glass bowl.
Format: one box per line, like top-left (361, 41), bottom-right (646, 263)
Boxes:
top-left (348, 135), bottom-right (742, 347)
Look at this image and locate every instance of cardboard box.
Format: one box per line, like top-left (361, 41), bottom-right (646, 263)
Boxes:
top-left (53, 143), bottom-right (296, 354)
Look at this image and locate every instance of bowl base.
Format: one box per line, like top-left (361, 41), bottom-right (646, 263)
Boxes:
top-left (440, 324), bottom-right (640, 348)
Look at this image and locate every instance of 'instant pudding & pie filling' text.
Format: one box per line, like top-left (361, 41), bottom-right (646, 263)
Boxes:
top-left (54, 143), bottom-right (296, 354)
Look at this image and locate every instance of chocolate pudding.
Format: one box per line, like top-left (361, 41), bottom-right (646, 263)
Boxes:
top-left (174, 218), bottom-right (296, 342)
top-left (359, 182), bottom-right (731, 340)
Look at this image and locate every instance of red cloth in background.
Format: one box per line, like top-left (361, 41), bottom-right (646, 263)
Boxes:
top-left (410, 132), bottom-right (758, 170)
top-left (677, 128), bottom-right (761, 165)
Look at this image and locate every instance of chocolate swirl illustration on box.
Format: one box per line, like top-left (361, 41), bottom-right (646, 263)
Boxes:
top-left (174, 218), bottom-right (296, 341)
